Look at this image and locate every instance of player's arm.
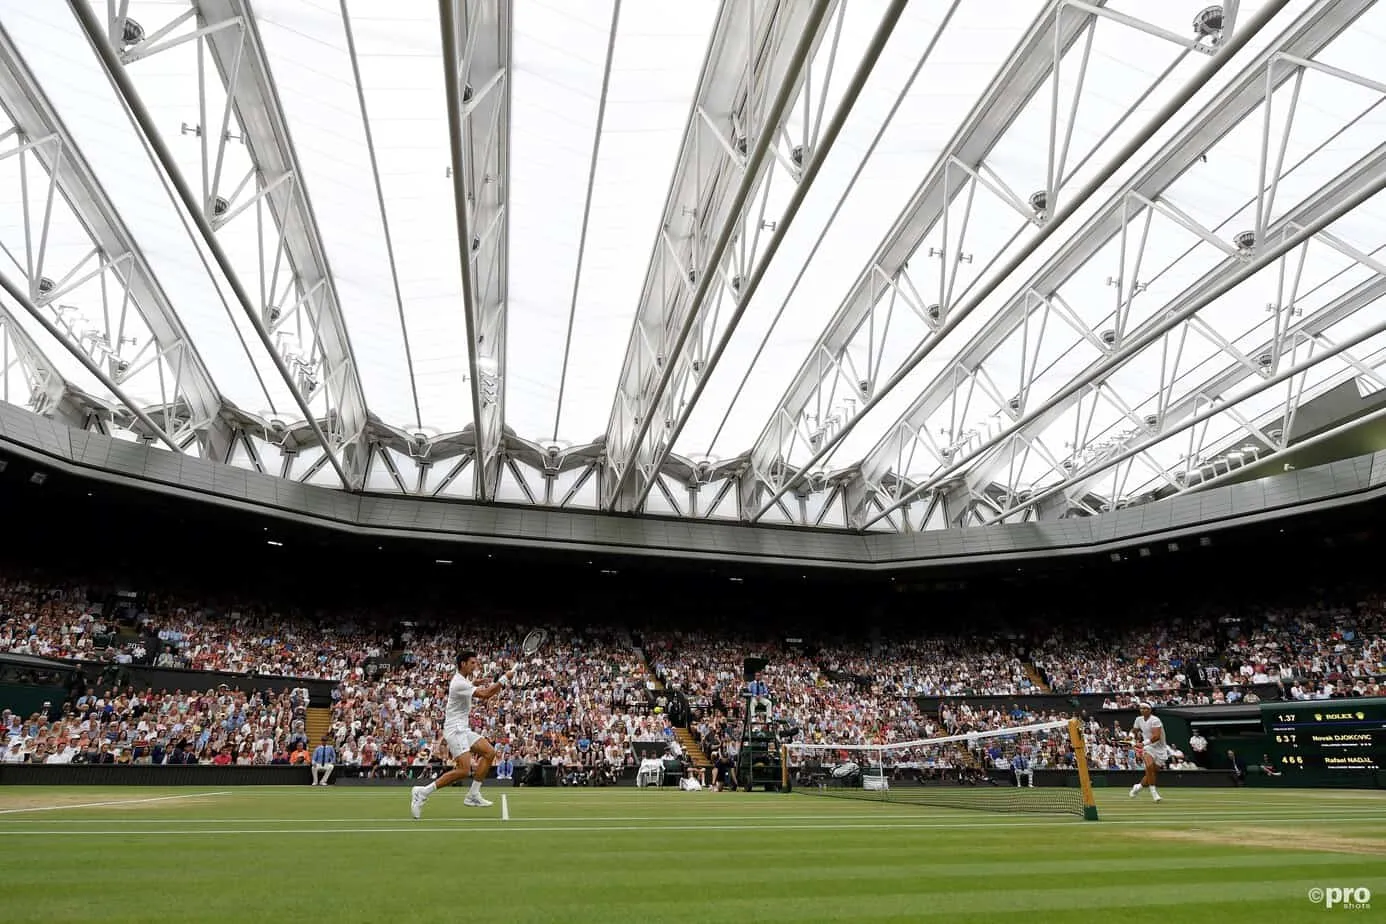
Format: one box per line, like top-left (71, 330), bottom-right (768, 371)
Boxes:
top-left (474, 681), bottom-right (506, 701)
top-left (1149, 720), bottom-right (1163, 744)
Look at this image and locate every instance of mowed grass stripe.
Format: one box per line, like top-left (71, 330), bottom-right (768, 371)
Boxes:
top-left (7, 788), bottom-right (1386, 924)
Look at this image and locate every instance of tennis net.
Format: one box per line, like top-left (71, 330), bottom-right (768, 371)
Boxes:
top-left (785, 718), bottom-right (1097, 819)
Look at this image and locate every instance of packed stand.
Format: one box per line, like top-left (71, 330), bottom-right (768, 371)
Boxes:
top-left (0, 574), bottom-right (387, 679)
top-left (329, 622), bottom-right (664, 781)
top-left (3, 685), bottom-right (311, 766)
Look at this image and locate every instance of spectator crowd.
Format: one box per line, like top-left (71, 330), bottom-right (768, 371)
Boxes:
top-left (2, 570), bottom-right (1384, 774)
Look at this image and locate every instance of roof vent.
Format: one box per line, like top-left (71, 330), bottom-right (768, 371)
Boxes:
top-left (925, 304), bottom-right (941, 322)
top-left (1256, 352), bottom-right (1274, 368)
top-left (1028, 189), bottom-right (1048, 216)
top-left (1234, 230), bottom-right (1256, 251)
top-left (1100, 329), bottom-right (1117, 347)
top-left (1144, 414), bottom-right (1158, 428)
top-left (1193, 6), bottom-right (1224, 37)
top-left (121, 18), bottom-right (145, 46)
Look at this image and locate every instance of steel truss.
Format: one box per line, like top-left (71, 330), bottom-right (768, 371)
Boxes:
top-left (0, 299), bottom-right (77, 429)
top-left (742, 0), bottom-right (1287, 525)
top-left (600, 0), bottom-right (845, 512)
top-left (851, 2), bottom-right (1382, 531)
top-left (1011, 271), bottom-right (1386, 523)
top-left (0, 22), bottom-right (231, 455)
top-left (440, 0), bottom-right (510, 503)
top-left (69, 0), bottom-right (368, 487)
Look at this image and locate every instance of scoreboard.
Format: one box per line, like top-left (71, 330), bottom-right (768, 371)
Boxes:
top-left (1262, 699), bottom-right (1386, 771)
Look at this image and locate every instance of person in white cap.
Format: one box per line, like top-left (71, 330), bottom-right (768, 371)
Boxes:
top-left (1129, 702), bottom-right (1167, 802)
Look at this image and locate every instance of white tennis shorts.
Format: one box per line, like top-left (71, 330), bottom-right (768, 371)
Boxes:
top-left (445, 728), bottom-right (482, 758)
top-left (1146, 746), bottom-right (1169, 768)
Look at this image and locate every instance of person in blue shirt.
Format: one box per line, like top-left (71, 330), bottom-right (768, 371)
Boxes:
top-left (310, 735), bottom-right (337, 786)
top-left (1012, 751), bottom-right (1034, 788)
top-left (747, 672), bottom-right (770, 717)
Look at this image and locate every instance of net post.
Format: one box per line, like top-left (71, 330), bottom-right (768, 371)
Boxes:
top-left (781, 744), bottom-right (791, 793)
top-left (1068, 718), bottom-right (1100, 821)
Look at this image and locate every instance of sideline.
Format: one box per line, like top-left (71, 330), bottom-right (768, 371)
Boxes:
top-left (0, 790), bottom-right (231, 816)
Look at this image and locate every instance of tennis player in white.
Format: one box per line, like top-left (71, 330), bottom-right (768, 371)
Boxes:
top-left (411, 651), bottom-right (506, 817)
top-left (1129, 701), bottom-right (1167, 802)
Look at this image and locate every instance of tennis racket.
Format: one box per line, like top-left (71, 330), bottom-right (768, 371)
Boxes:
top-left (521, 628), bottom-right (548, 656)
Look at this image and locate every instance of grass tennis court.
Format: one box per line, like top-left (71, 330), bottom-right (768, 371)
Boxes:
top-left (2, 786), bottom-right (1384, 922)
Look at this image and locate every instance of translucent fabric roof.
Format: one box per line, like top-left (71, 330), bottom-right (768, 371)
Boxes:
top-left (0, 0), bottom-right (1384, 530)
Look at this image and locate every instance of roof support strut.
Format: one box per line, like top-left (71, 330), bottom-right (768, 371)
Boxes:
top-left (70, 0), bottom-right (366, 488)
top-left (439, 0), bottom-right (512, 503)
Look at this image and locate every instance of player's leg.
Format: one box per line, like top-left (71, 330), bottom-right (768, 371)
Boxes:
top-left (462, 738), bottom-right (497, 806)
top-left (1130, 751), bottom-right (1158, 799)
top-left (411, 735), bottom-right (474, 817)
top-left (1147, 752), bottom-right (1163, 801)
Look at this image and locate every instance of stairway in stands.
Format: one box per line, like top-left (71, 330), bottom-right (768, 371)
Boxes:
top-left (675, 727), bottom-right (712, 769)
top-left (305, 706), bottom-right (332, 743)
top-left (1023, 663), bottom-right (1052, 692)
top-left (632, 638), bottom-right (709, 769)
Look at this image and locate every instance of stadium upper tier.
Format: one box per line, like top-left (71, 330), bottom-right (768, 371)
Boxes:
top-left (1, 2), bottom-right (1385, 533)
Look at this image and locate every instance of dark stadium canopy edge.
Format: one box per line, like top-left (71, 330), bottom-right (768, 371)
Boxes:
top-left (3, 403), bottom-right (1386, 572)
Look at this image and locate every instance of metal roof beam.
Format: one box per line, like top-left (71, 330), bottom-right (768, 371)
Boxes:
top-left (0, 265), bottom-right (181, 448)
top-left (745, 0), bottom-right (1295, 524)
top-left (600, 0), bottom-right (838, 512)
top-left (742, 0), bottom-right (1100, 505)
top-left (627, 0), bottom-right (911, 518)
top-left (0, 301), bottom-right (79, 429)
top-left (439, 0), bottom-right (511, 503)
top-left (0, 22), bottom-right (232, 458)
top-left (70, 0), bottom-right (367, 488)
top-left (862, 148), bottom-right (1386, 529)
top-left (998, 272), bottom-right (1386, 517)
top-left (845, 0), bottom-right (1372, 527)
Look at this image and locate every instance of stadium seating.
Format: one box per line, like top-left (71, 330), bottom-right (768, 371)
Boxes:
top-left (2, 570), bottom-right (1383, 770)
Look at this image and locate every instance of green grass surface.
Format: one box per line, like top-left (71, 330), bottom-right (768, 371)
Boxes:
top-left (2, 785), bottom-right (1384, 922)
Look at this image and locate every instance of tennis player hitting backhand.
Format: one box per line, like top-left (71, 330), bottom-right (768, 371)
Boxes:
top-left (1129, 701), bottom-right (1167, 803)
top-left (411, 651), bottom-right (506, 817)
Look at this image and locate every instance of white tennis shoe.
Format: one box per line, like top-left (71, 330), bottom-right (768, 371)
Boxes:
top-left (410, 786), bottom-right (428, 819)
top-left (463, 793), bottom-right (493, 808)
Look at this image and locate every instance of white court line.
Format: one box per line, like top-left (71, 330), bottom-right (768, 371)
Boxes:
top-left (0, 791), bottom-right (231, 816)
top-left (3, 810), bottom-right (1385, 836)
top-left (3, 806), bottom-right (1381, 825)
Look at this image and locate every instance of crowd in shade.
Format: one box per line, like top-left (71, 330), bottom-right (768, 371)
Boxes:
top-left (2, 571), bottom-right (1384, 771)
